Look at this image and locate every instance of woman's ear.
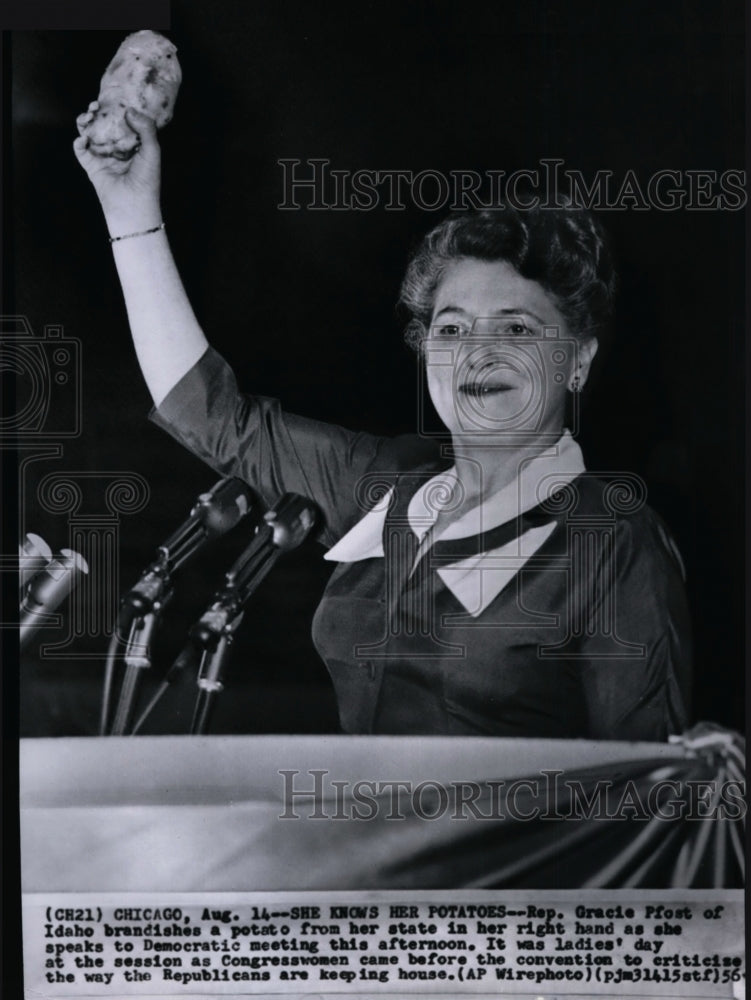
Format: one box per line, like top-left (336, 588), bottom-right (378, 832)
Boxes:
top-left (576, 337), bottom-right (599, 389)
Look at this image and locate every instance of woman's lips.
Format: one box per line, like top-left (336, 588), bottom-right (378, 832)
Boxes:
top-left (458, 382), bottom-right (517, 396)
top-left (459, 385), bottom-right (516, 399)
top-left (458, 360), bottom-right (522, 396)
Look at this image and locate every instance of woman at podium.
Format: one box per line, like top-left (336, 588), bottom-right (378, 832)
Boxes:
top-left (74, 108), bottom-right (691, 741)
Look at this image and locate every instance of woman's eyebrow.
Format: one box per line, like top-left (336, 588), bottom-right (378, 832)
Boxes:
top-left (433, 305), bottom-right (470, 319)
top-left (433, 305), bottom-right (548, 325)
top-left (491, 307), bottom-right (547, 325)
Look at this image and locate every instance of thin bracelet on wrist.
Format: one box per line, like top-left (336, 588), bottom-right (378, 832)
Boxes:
top-left (109, 222), bottom-right (165, 244)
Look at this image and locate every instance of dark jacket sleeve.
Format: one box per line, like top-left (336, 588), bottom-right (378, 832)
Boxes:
top-left (148, 346), bottom-right (431, 547)
top-left (576, 507), bottom-right (692, 742)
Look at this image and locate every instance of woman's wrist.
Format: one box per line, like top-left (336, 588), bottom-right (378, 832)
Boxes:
top-left (104, 203), bottom-right (163, 239)
top-left (109, 221), bottom-right (166, 245)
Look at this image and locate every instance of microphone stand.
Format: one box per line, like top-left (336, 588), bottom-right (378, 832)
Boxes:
top-left (105, 554), bottom-right (174, 736)
top-left (184, 530), bottom-right (279, 733)
top-left (109, 596), bottom-right (171, 736)
top-left (190, 612), bottom-right (244, 735)
top-left (105, 519), bottom-right (209, 735)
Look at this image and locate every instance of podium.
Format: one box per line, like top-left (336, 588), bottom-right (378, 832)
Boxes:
top-left (20, 734), bottom-right (743, 890)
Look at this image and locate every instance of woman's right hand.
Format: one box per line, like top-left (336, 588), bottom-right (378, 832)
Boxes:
top-left (73, 105), bottom-right (162, 234)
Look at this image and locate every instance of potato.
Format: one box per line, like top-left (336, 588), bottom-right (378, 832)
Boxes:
top-left (77, 30), bottom-right (182, 160)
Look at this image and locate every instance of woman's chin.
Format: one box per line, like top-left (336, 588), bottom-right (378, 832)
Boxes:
top-left (442, 417), bottom-right (565, 446)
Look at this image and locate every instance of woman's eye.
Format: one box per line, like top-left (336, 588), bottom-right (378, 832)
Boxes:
top-left (507, 322), bottom-right (534, 337)
top-left (434, 324), bottom-right (465, 338)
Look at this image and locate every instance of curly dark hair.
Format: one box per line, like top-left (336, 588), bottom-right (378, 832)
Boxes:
top-left (399, 207), bottom-right (617, 351)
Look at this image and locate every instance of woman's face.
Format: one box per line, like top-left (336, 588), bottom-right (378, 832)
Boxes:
top-left (425, 257), bottom-right (596, 443)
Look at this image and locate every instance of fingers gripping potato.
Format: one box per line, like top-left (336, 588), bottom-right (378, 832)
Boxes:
top-left (77, 30), bottom-right (181, 160)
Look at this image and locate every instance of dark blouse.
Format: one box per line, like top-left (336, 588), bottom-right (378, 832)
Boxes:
top-left (150, 347), bottom-right (692, 741)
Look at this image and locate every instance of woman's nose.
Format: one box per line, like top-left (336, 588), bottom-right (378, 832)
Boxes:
top-left (464, 351), bottom-right (521, 376)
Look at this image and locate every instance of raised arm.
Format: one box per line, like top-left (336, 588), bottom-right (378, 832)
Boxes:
top-left (74, 105), bottom-right (206, 406)
top-left (73, 104), bottom-right (417, 543)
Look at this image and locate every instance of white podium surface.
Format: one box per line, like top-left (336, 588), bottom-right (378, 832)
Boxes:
top-left (20, 735), bottom-right (687, 892)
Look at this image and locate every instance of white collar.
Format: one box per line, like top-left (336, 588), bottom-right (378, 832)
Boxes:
top-left (324, 431), bottom-right (585, 616)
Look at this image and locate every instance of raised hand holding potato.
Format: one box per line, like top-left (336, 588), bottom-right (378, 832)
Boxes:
top-left (73, 30), bottom-right (207, 404)
top-left (74, 30), bottom-right (181, 233)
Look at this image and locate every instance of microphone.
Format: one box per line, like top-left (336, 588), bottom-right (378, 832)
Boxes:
top-left (184, 494), bottom-right (318, 735)
top-left (19, 533), bottom-right (53, 592)
top-left (168, 494), bottom-right (317, 674)
top-left (105, 478), bottom-right (255, 735)
top-left (119, 477), bottom-right (254, 620)
top-left (20, 549), bottom-right (89, 650)
top-left (130, 494), bottom-right (317, 736)
top-left (192, 493), bottom-right (317, 648)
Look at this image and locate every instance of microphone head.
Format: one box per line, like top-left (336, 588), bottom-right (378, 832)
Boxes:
top-left (25, 549), bottom-right (89, 608)
top-left (20, 549), bottom-right (89, 650)
top-left (265, 494), bottom-right (318, 551)
top-left (197, 478), bottom-right (254, 538)
top-left (19, 533), bottom-right (53, 589)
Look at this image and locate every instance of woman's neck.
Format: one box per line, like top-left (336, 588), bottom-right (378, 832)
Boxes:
top-left (450, 432), bottom-right (565, 501)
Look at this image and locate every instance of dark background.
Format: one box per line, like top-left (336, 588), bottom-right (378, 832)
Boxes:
top-left (10, 0), bottom-right (745, 735)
